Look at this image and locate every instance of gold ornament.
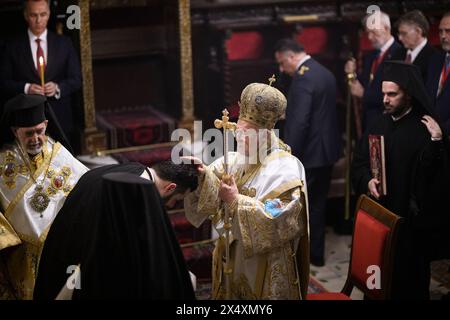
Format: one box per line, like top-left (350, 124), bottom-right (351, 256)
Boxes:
top-left (0, 150), bottom-right (29, 189)
top-left (298, 66), bottom-right (310, 76)
top-left (47, 166), bottom-right (73, 196)
top-left (238, 81), bottom-right (287, 129)
top-left (30, 185), bottom-right (50, 216)
top-left (16, 140), bottom-right (56, 216)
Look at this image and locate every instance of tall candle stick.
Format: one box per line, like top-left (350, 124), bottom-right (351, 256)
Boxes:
top-left (39, 56), bottom-right (45, 88)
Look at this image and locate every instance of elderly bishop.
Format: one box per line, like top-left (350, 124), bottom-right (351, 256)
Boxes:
top-left (184, 80), bottom-right (310, 300)
top-left (0, 94), bottom-right (88, 299)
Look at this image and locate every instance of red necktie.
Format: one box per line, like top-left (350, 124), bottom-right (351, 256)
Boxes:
top-left (35, 38), bottom-right (46, 72)
top-left (437, 56), bottom-right (450, 96)
top-left (370, 50), bottom-right (385, 82)
top-left (405, 53), bottom-right (412, 64)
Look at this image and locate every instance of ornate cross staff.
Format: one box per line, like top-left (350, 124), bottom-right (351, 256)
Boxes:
top-left (214, 108), bottom-right (236, 299)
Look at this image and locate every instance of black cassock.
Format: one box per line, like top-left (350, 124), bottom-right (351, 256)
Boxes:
top-left (353, 109), bottom-right (431, 219)
top-left (34, 163), bottom-right (195, 300)
top-left (352, 109), bottom-right (449, 299)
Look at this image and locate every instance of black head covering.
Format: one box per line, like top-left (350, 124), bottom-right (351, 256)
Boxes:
top-left (382, 61), bottom-right (434, 117)
top-left (4, 94), bottom-right (46, 127)
top-left (34, 164), bottom-right (195, 300)
top-left (0, 94), bottom-right (72, 152)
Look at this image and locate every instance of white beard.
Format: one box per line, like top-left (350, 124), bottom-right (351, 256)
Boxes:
top-left (27, 145), bottom-right (43, 155)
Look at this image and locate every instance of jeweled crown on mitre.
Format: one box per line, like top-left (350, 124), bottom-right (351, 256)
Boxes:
top-left (238, 75), bottom-right (287, 129)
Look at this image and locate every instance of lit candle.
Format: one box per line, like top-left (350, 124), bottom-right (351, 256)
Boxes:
top-left (39, 56), bottom-right (45, 88)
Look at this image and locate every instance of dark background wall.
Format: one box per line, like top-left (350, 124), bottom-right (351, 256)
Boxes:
top-left (0, 0), bottom-right (448, 131)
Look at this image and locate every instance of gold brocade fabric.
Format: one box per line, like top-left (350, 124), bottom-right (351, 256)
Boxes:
top-left (185, 140), bottom-right (309, 300)
top-left (0, 147), bottom-right (50, 299)
top-left (0, 237), bottom-right (46, 300)
top-left (30, 153), bottom-right (43, 173)
top-left (0, 140), bottom-right (88, 299)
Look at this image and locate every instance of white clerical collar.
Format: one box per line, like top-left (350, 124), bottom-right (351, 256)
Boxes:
top-left (28, 28), bottom-right (47, 42)
top-left (380, 36), bottom-right (395, 54)
top-left (296, 55), bottom-right (311, 70)
top-left (140, 167), bottom-right (155, 181)
top-left (391, 107), bottom-right (412, 122)
top-left (407, 38), bottom-right (427, 63)
top-left (148, 168), bottom-right (155, 181)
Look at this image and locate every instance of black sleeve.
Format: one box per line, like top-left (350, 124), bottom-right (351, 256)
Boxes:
top-left (34, 163), bottom-right (145, 300)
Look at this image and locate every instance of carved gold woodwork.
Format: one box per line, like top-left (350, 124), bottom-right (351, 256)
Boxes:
top-left (79, 0), bottom-right (106, 154)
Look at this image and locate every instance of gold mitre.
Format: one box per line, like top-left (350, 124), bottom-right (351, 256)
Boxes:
top-left (238, 78), bottom-right (287, 129)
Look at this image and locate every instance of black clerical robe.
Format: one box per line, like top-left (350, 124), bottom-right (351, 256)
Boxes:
top-left (34, 163), bottom-right (195, 300)
top-left (352, 109), bottom-right (448, 299)
top-left (352, 110), bottom-right (432, 219)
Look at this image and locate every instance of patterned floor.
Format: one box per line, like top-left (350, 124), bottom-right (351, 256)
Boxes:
top-left (311, 227), bottom-right (450, 300)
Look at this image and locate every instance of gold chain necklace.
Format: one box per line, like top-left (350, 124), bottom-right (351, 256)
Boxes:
top-left (17, 139), bottom-right (55, 217)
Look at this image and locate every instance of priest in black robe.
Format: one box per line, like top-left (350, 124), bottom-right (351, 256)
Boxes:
top-left (351, 61), bottom-right (449, 299)
top-left (33, 161), bottom-right (198, 299)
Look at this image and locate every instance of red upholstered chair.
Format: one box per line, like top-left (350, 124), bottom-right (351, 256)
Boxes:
top-left (308, 195), bottom-right (401, 300)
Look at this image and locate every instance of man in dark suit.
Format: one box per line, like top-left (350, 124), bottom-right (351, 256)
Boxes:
top-left (396, 10), bottom-right (437, 81)
top-left (426, 12), bottom-right (450, 136)
top-left (275, 39), bottom-right (342, 266)
top-left (0, 0), bottom-right (81, 143)
top-left (345, 11), bottom-right (402, 130)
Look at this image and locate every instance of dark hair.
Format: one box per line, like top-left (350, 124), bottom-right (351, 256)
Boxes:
top-left (152, 160), bottom-right (199, 192)
top-left (443, 11), bottom-right (450, 19)
top-left (274, 38), bottom-right (304, 54)
top-left (396, 10), bottom-right (430, 37)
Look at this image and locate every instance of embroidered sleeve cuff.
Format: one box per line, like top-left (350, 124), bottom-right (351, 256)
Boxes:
top-left (194, 168), bottom-right (208, 196)
top-left (224, 195), bottom-right (240, 218)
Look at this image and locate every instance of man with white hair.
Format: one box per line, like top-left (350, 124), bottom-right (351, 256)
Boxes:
top-left (396, 10), bottom-right (437, 81)
top-left (345, 11), bottom-right (403, 130)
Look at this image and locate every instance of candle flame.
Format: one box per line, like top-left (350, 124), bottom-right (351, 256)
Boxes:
top-left (39, 56), bottom-right (44, 66)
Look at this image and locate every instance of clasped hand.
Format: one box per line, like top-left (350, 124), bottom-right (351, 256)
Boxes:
top-left (218, 175), bottom-right (238, 204)
top-left (28, 82), bottom-right (58, 97)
